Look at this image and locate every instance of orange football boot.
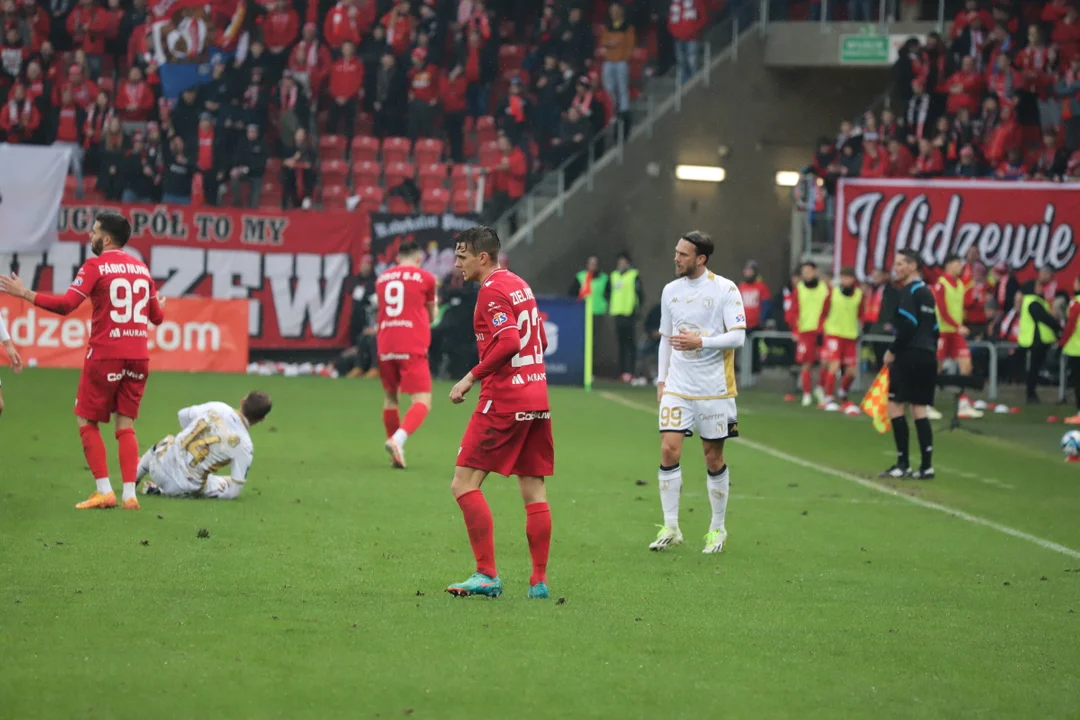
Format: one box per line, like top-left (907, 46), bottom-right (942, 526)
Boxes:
top-left (122, 497), bottom-right (140, 510)
top-left (75, 491), bottom-right (117, 509)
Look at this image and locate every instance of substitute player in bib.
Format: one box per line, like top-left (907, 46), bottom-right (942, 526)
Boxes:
top-left (446, 226), bottom-right (554, 600)
top-left (933, 254), bottom-right (981, 419)
top-left (818, 267), bottom-right (863, 411)
top-left (376, 241), bottom-right (438, 469)
top-left (0, 212), bottom-right (164, 510)
top-left (790, 262), bottom-right (829, 407)
top-left (138, 392), bottom-right (272, 499)
top-left (651, 231), bottom-right (745, 554)
top-left (0, 313), bottom-right (23, 416)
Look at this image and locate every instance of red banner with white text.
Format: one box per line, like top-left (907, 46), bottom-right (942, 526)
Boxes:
top-left (835, 179), bottom-right (1080, 285)
top-left (3, 203), bottom-right (364, 350)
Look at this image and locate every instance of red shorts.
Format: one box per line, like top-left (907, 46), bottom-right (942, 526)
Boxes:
top-left (937, 333), bottom-right (970, 362)
top-left (379, 355), bottom-right (432, 394)
top-left (75, 358), bottom-right (150, 423)
top-left (795, 331), bottom-right (819, 364)
top-left (821, 335), bottom-right (858, 366)
top-left (457, 407), bottom-right (555, 478)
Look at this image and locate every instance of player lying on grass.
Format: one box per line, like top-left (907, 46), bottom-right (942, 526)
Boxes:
top-left (0, 313), bottom-right (23, 416)
top-left (137, 392), bottom-right (273, 499)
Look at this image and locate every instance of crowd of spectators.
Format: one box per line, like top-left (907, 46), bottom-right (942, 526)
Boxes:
top-left (807, 0), bottom-right (1080, 189)
top-left (0, 0), bottom-right (718, 213)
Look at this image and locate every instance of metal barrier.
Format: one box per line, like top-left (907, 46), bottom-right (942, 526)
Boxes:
top-left (739, 330), bottom-right (1009, 400)
top-left (758, 0), bottom-right (948, 33)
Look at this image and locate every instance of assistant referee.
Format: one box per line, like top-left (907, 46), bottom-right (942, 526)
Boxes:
top-left (881, 249), bottom-right (940, 480)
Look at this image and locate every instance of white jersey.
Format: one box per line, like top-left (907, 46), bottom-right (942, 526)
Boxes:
top-left (660, 270), bottom-right (746, 400)
top-left (155, 402), bottom-right (254, 495)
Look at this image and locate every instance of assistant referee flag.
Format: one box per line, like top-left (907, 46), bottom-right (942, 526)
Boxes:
top-left (860, 368), bottom-right (891, 434)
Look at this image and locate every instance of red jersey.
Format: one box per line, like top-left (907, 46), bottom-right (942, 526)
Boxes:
top-left (472, 268), bottom-right (549, 412)
top-left (375, 264), bottom-right (437, 356)
top-left (737, 278), bottom-right (770, 328)
top-left (33, 249), bottom-right (164, 359)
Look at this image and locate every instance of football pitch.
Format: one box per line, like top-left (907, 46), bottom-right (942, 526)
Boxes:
top-left (2, 370), bottom-right (1079, 719)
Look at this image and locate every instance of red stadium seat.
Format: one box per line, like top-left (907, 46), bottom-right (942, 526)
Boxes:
top-left (320, 159), bottom-right (348, 184)
top-left (381, 136), bottom-right (411, 164)
top-left (352, 159), bottom-right (380, 188)
top-left (82, 175), bottom-right (97, 193)
top-left (477, 140), bottom-right (501, 169)
top-left (413, 137), bottom-right (444, 165)
top-left (451, 189), bottom-right (476, 214)
top-left (630, 47), bottom-right (648, 84)
top-left (498, 44), bottom-right (525, 72)
top-left (416, 162), bottom-right (448, 190)
top-left (322, 183), bottom-right (348, 209)
top-left (265, 157), bottom-right (282, 177)
top-left (354, 185), bottom-right (384, 213)
top-left (450, 164), bottom-right (482, 191)
top-left (319, 134), bottom-right (346, 159)
top-left (351, 135), bottom-right (379, 164)
top-left (388, 195), bottom-right (413, 213)
top-left (475, 115), bottom-right (497, 144)
top-left (384, 161), bottom-right (415, 189)
top-left (421, 187), bottom-right (450, 213)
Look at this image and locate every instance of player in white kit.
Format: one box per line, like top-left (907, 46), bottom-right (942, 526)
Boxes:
top-left (0, 313), bottom-right (23, 416)
top-left (650, 231), bottom-right (746, 553)
top-left (137, 391), bottom-right (272, 500)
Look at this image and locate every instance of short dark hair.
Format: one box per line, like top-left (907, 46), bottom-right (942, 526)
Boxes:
top-left (801, 261), bottom-right (818, 270)
top-left (944, 253), bottom-right (962, 265)
top-left (679, 230), bottom-right (714, 261)
top-left (897, 249), bottom-right (921, 269)
top-left (618, 251), bottom-right (632, 263)
top-left (242, 391), bottom-right (272, 424)
top-left (398, 240), bottom-right (421, 257)
top-left (455, 225), bottom-right (501, 259)
top-left (840, 266), bottom-right (856, 278)
top-left (96, 212), bottom-right (131, 247)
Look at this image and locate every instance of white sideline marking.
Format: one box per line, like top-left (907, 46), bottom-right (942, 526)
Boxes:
top-left (598, 391), bottom-right (1080, 560)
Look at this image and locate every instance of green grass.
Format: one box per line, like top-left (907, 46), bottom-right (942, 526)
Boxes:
top-left (1, 370), bottom-right (1079, 719)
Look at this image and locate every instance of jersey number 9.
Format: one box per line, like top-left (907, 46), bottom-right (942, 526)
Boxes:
top-left (511, 308), bottom-right (544, 368)
top-left (109, 278), bottom-right (152, 324)
top-left (382, 280), bottom-right (405, 317)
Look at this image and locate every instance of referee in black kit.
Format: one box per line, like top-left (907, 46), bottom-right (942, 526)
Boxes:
top-left (880, 250), bottom-right (940, 480)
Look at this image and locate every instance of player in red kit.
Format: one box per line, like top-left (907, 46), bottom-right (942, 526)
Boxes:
top-left (0, 212), bottom-right (164, 510)
top-left (376, 240), bottom-right (438, 469)
top-left (446, 226), bottom-right (554, 600)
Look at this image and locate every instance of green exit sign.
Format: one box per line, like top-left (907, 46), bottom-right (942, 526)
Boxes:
top-left (840, 35), bottom-right (889, 64)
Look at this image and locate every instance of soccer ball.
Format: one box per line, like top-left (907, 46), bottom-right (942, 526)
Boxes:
top-left (1061, 431), bottom-right (1080, 458)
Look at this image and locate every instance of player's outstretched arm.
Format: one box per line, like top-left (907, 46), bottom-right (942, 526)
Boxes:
top-left (449, 328), bottom-right (521, 403)
top-left (0, 273), bottom-right (86, 316)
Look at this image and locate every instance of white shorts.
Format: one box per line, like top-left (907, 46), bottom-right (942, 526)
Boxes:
top-left (148, 438), bottom-right (202, 497)
top-left (659, 394), bottom-right (739, 441)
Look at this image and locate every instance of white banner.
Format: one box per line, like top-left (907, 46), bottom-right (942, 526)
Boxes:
top-left (0, 144), bottom-right (72, 254)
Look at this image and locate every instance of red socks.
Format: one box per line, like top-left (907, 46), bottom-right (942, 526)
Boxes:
top-left (382, 409), bottom-right (400, 439)
top-left (817, 367), bottom-right (829, 389)
top-left (525, 502), bottom-right (551, 585)
top-left (456, 490), bottom-right (497, 578)
top-left (115, 427), bottom-right (140, 486)
top-left (841, 374), bottom-right (854, 395)
top-left (78, 424), bottom-right (109, 481)
top-left (800, 369), bottom-right (812, 394)
top-left (400, 404), bottom-right (429, 435)
top-left (824, 372), bottom-right (837, 398)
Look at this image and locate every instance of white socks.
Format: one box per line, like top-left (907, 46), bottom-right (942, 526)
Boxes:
top-left (95, 477), bottom-right (112, 495)
top-left (658, 464), bottom-right (683, 528)
top-left (391, 428), bottom-right (409, 448)
top-left (121, 483), bottom-right (137, 502)
top-left (707, 465), bottom-right (729, 532)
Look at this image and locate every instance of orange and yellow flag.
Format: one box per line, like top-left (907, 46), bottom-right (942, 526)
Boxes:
top-left (860, 367), bottom-right (891, 434)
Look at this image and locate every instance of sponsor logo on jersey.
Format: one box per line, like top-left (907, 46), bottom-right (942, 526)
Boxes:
top-left (526, 372), bottom-right (546, 382)
top-left (515, 411), bottom-right (551, 421)
top-left (703, 297), bottom-right (713, 309)
top-left (72, 277), bottom-right (83, 287)
top-left (475, 332), bottom-right (485, 341)
top-left (491, 312), bottom-right (508, 327)
top-left (735, 314), bottom-right (745, 324)
top-left (109, 328), bottom-right (121, 338)
top-left (511, 374), bottom-right (525, 385)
